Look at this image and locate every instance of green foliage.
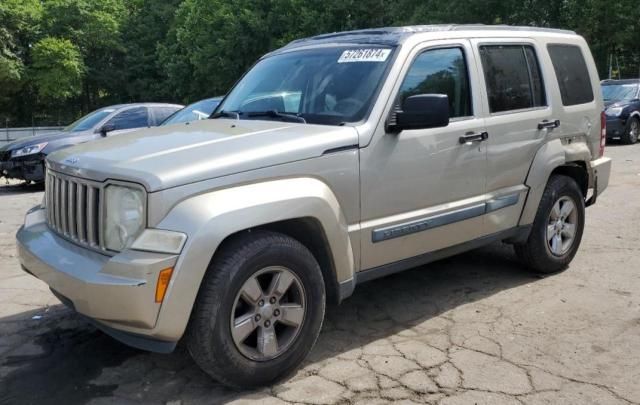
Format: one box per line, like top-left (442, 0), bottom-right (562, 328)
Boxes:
top-left (30, 37), bottom-right (85, 101)
top-left (0, 0), bottom-right (43, 121)
top-left (120, 0), bottom-right (183, 102)
top-left (1, 0), bottom-right (640, 126)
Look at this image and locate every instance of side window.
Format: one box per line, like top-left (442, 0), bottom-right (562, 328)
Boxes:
top-left (547, 44), bottom-right (594, 106)
top-left (479, 45), bottom-right (546, 113)
top-left (153, 107), bottom-right (180, 125)
top-left (397, 47), bottom-right (472, 118)
top-left (107, 107), bottom-right (149, 130)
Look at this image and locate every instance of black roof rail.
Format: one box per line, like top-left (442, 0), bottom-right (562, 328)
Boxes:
top-left (279, 24), bottom-right (577, 52)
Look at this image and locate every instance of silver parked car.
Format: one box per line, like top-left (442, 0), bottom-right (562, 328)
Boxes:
top-left (0, 103), bottom-right (182, 182)
top-left (17, 25), bottom-right (611, 388)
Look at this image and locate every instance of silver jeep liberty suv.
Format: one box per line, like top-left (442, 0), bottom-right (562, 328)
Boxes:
top-left (17, 25), bottom-right (611, 388)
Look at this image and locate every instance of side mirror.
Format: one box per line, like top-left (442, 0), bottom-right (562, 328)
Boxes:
top-left (390, 94), bottom-right (450, 132)
top-left (99, 123), bottom-right (116, 137)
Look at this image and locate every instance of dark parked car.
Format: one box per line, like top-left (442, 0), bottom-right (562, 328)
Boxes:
top-left (602, 79), bottom-right (640, 144)
top-left (160, 97), bottom-right (223, 126)
top-left (0, 103), bottom-right (182, 182)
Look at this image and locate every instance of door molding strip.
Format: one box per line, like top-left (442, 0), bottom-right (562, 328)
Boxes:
top-left (371, 192), bottom-right (521, 243)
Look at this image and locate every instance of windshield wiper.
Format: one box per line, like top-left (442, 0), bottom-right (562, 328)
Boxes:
top-left (246, 110), bottom-right (306, 123)
top-left (210, 110), bottom-right (240, 119)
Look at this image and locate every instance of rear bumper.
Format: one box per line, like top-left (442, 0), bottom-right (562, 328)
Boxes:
top-left (16, 206), bottom-right (179, 351)
top-left (586, 156), bottom-right (612, 206)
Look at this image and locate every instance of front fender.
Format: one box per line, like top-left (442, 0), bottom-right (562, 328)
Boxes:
top-left (150, 177), bottom-right (354, 340)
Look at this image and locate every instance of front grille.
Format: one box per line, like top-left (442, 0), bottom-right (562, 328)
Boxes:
top-left (45, 169), bottom-right (103, 250)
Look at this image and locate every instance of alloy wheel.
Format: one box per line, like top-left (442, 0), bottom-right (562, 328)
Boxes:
top-left (230, 266), bottom-right (306, 361)
top-left (630, 119), bottom-right (639, 143)
top-left (546, 196), bottom-right (578, 256)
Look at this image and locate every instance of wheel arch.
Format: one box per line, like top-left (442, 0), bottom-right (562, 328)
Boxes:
top-left (520, 139), bottom-right (591, 225)
top-left (149, 177), bottom-right (355, 341)
top-left (217, 217), bottom-right (343, 307)
top-left (549, 162), bottom-right (589, 197)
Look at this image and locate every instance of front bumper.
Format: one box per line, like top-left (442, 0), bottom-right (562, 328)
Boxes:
top-left (586, 156), bottom-right (612, 206)
top-left (0, 155), bottom-right (45, 181)
top-left (16, 206), bottom-right (179, 351)
top-left (605, 117), bottom-right (626, 139)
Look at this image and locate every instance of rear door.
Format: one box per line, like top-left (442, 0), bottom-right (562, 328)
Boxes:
top-left (471, 38), bottom-right (554, 235)
top-left (545, 41), bottom-right (600, 157)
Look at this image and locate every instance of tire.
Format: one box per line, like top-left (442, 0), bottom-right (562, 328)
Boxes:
top-left (622, 116), bottom-right (639, 144)
top-left (186, 230), bottom-right (326, 388)
top-left (515, 175), bottom-right (585, 274)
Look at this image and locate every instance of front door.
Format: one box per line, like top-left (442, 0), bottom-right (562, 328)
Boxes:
top-left (359, 40), bottom-right (488, 270)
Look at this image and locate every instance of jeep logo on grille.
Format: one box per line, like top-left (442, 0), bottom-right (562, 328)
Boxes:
top-left (64, 157), bottom-right (79, 165)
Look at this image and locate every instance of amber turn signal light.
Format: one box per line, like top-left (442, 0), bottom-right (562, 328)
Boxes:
top-left (155, 267), bottom-right (174, 303)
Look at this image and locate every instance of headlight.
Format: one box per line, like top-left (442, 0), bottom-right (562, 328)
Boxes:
top-left (104, 184), bottom-right (145, 251)
top-left (11, 142), bottom-right (48, 158)
top-left (605, 107), bottom-right (623, 117)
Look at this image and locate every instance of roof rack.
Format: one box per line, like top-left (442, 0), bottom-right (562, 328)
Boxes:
top-left (301, 24), bottom-right (575, 41)
top-left (276, 24), bottom-right (577, 55)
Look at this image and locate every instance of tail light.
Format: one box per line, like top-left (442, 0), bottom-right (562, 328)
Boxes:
top-left (599, 111), bottom-right (606, 157)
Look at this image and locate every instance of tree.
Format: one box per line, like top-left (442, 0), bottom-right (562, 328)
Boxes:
top-left (30, 37), bottom-right (85, 101)
top-left (0, 0), bottom-right (42, 123)
top-left (119, 0), bottom-right (182, 102)
top-left (1, 0), bottom-right (640, 126)
top-left (41, 0), bottom-right (126, 110)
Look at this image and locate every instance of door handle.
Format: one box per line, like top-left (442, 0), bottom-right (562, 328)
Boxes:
top-left (537, 119), bottom-right (560, 130)
top-left (459, 131), bottom-right (488, 144)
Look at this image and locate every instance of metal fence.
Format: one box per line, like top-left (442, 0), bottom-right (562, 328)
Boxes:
top-left (1, 127), bottom-right (64, 146)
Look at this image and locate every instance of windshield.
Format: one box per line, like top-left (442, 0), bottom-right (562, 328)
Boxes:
top-left (162, 98), bottom-right (221, 125)
top-left (215, 46), bottom-right (395, 125)
top-left (602, 83), bottom-right (639, 101)
top-left (64, 108), bottom-right (116, 132)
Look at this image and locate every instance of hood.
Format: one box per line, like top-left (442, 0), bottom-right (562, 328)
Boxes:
top-left (47, 119), bottom-right (359, 191)
top-left (0, 131), bottom-right (73, 152)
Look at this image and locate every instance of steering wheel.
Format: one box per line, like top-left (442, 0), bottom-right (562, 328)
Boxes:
top-left (333, 97), bottom-right (365, 116)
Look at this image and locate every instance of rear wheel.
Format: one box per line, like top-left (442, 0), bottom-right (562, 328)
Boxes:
top-left (622, 117), bottom-right (639, 144)
top-left (186, 230), bottom-right (326, 388)
top-left (515, 175), bottom-right (585, 273)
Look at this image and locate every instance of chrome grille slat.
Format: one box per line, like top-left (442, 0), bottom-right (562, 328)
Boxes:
top-left (45, 174), bottom-right (52, 224)
top-left (60, 180), bottom-right (68, 235)
top-left (87, 186), bottom-right (98, 246)
top-left (77, 184), bottom-right (86, 242)
top-left (45, 169), bottom-right (105, 252)
top-left (68, 182), bottom-right (77, 239)
top-left (54, 177), bottom-right (62, 231)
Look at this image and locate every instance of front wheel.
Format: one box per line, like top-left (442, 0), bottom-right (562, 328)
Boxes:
top-left (186, 230), bottom-right (326, 388)
top-left (515, 175), bottom-right (585, 273)
top-left (622, 117), bottom-right (639, 144)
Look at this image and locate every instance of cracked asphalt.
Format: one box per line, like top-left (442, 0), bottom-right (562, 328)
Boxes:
top-left (1, 143), bottom-right (639, 405)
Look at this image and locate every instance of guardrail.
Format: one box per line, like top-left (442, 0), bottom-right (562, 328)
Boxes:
top-left (1, 127), bottom-right (64, 146)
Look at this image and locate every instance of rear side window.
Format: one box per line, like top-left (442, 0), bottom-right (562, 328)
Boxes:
top-left (479, 45), bottom-right (546, 113)
top-left (547, 44), bottom-right (594, 106)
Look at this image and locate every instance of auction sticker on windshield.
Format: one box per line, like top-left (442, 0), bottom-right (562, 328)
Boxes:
top-left (338, 48), bottom-right (391, 63)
